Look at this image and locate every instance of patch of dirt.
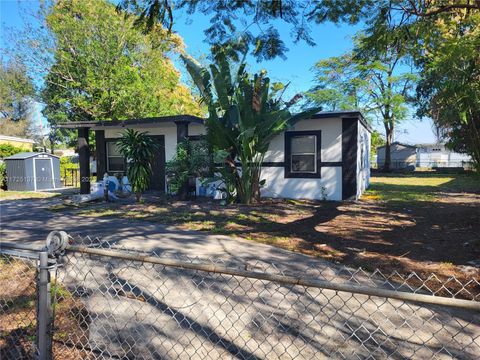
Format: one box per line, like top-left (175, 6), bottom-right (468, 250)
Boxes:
top-left (75, 191), bottom-right (480, 298)
top-left (0, 259), bottom-right (91, 359)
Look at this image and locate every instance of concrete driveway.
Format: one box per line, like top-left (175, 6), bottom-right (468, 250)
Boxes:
top-left (1, 197), bottom-right (479, 359)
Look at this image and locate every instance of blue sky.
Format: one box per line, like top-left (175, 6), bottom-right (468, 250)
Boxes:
top-left (0, 0), bottom-right (436, 144)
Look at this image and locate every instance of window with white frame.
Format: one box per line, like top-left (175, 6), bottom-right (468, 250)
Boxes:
top-left (106, 141), bottom-right (125, 172)
top-left (290, 135), bottom-right (317, 173)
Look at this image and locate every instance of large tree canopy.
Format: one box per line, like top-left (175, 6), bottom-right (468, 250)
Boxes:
top-left (0, 59), bottom-right (36, 138)
top-left (416, 8), bottom-right (480, 171)
top-left (307, 36), bottom-right (417, 171)
top-left (118, 0), bottom-right (480, 61)
top-left (39, 0), bottom-right (202, 124)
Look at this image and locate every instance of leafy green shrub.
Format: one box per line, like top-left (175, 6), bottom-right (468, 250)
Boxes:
top-left (166, 138), bottom-right (211, 197)
top-left (0, 144), bottom-right (26, 159)
top-left (116, 129), bottom-right (159, 202)
top-left (0, 162), bottom-right (6, 189)
top-left (60, 156), bottom-right (79, 185)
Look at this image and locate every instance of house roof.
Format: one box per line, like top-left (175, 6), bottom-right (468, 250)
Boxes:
top-left (377, 142), bottom-right (417, 149)
top-left (311, 110), bottom-right (372, 132)
top-left (4, 152), bottom-right (60, 160)
top-left (56, 115), bottom-right (204, 129)
top-left (0, 135), bottom-right (35, 144)
top-left (415, 143), bottom-right (445, 148)
top-left (56, 111), bottom-right (372, 132)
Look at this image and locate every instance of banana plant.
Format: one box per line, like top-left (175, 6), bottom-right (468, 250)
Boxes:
top-left (182, 51), bottom-right (320, 204)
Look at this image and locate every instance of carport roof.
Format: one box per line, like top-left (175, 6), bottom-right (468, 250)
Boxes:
top-left (56, 115), bottom-right (205, 129)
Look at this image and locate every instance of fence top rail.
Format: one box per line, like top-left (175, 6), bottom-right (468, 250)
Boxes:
top-left (66, 245), bottom-right (480, 312)
top-left (1, 241), bottom-right (46, 252)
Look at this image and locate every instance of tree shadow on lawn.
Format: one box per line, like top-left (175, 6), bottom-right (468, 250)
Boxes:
top-left (135, 196), bottom-right (480, 295)
top-left (70, 191), bottom-right (480, 293)
top-left (159, 199), bottom-right (479, 267)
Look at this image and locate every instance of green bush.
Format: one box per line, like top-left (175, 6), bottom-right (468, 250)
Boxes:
top-left (116, 129), bottom-right (160, 202)
top-left (0, 162), bottom-right (6, 189)
top-left (166, 138), bottom-right (211, 197)
top-left (60, 156), bottom-right (79, 184)
top-left (0, 144), bottom-right (26, 159)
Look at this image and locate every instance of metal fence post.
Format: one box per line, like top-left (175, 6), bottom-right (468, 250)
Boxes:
top-left (36, 251), bottom-right (52, 360)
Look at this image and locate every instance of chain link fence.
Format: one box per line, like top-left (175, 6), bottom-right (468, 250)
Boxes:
top-left (1, 233), bottom-right (479, 359)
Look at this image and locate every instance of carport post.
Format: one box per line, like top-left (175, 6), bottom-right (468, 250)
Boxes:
top-left (78, 127), bottom-right (90, 194)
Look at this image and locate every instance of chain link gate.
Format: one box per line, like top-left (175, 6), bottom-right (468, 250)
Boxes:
top-left (1, 232), bottom-right (480, 359)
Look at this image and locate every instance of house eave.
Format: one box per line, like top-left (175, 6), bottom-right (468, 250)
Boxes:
top-left (310, 111), bottom-right (373, 133)
top-left (56, 115), bottom-right (205, 130)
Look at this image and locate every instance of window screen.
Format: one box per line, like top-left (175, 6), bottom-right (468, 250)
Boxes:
top-left (291, 135), bottom-right (316, 173)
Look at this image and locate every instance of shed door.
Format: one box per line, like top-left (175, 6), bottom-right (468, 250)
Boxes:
top-left (35, 159), bottom-right (54, 190)
top-left (149, 135), bottom-right (166, 192)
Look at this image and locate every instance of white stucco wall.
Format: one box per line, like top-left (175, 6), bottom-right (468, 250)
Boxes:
top-left (356, 122), bottom-right (371, 199)
top-left (264, 117), bottom-right (342, 162)
top-left (261, 117), bottom-right (343, 201)
top-left (260, 166), bottom-right (343, 201)
top-left (104, 124), bottom-right (178, 161)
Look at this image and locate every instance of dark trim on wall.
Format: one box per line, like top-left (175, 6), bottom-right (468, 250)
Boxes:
top-left (57, 115), bottom-right (204, 129)
top-left (148, 135), bottom-right (166, 192)
top-left (78, 127), bottom-right (90, 194)
top-left (342, 118), bottom-right (358, 200)
top-left (95, 130), bottom-right (106, 182)
top-left (319, 162), bottom-right (342, 167)
top-left (261, 161), bottom-right (342, 167)
top-left (262, 162), bottom-right (284, 167)
top-left (284, 130), bottom-right (322, 179)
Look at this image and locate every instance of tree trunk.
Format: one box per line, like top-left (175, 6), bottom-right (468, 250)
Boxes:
top-left (135, 192), bottom-right (142, 202)
top-left (466, 110), bottom-right (480, 173)
top-left (383, 122), bottom-right (394, 172)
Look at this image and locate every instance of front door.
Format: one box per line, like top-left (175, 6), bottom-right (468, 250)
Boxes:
top-left (34, 158), bottom-right (54, 190)
top-left (149, 135), bottom-right (166, 192)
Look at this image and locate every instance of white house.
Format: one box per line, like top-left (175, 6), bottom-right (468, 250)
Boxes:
top-left (377, 142), bottom-right (472, 169)
top-left (58, 111), bottom-right (371, 201)
top-left (416, 143), bottom-right (472, 168)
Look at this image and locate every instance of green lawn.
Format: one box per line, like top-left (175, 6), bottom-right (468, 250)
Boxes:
top-left (0, 190), bottom-right (61, 201)
top-left (365, 173), bottom-right (480, 202)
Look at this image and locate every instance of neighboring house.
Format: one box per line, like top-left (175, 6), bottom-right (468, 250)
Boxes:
top-left (376, 142), bottom-right (417, 169)
top-left (0, 135), bottom-right (35, 151)
top-left (416, 143), bottom-right (472, 168)
top-left (57, 111), bottom-right (371, 201)
top-left (376, 142), bottom-right (472, 169)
